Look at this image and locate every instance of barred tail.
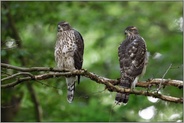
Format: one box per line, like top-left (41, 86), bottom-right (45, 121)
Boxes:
top-left (66, 77), bottom-right (77, 103)
top-left (115, 77), bottom-right (132, 104)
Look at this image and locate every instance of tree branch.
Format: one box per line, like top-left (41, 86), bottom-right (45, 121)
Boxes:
top-left (2, 63), bottom-right (183, 88)
top-left (1, 63), bottom-right (183, 104)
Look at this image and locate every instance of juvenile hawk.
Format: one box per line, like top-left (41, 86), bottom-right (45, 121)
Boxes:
top-left (54, 21), bottom-right (84, 103)
top-left (115, 26), bottom-right (148, 104)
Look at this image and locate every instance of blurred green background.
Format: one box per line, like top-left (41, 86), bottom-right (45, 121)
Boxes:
top-left (1, 1), bottom-right (183, 122)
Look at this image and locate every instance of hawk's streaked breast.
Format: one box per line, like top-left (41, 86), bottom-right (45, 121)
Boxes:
top-left (55, 30), bottom-right (77, 70)
top-left (54, 21), bottom-right (84, 103)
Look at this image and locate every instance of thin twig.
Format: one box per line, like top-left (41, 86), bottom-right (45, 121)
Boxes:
top-left (1, 63), bottom-right (62, 72)
top-left (157, 64), bottom-right (172, 92)
top-left (1, 70), bottom-right (12, 77)
top-left (1, 72), bottom-right (34, 82)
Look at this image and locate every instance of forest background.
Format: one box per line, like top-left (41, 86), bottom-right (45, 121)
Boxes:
top-left (1, 1), bottom-right (183, 122)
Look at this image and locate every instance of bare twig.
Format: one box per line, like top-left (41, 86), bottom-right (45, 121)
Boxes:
top-left (1, 63), bottom-right (60, 72)
top-left (115, 88), bottom-right (183, 104)
top-left (157, 64), bottom-right (173, 92)
top-left (139, 78), bottom-right (183, 89)
top-left (1, 72), bottom-right (34, 82)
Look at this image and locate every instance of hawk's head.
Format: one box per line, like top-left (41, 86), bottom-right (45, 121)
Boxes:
top-left (124, 26), bottom-right (139, 36)
top-left (58, 21), bottom-right (71, 32)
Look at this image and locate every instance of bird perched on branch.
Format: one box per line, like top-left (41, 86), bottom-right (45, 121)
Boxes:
top-left (115, 26), bottom-right (148, 104)
top-left (54, 21), bottom-right (84, 103)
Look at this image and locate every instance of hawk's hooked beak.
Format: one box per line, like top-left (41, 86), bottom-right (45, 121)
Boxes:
top-left (124, 30), bottom-right (130, 36)
top-left (124, 30), bottom-right (128, 35)
top-left (58, 25), bottom-right (63, 32)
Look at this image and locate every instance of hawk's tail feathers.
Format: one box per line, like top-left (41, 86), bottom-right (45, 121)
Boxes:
top-left (66, 77), bottom-right (76, 103)
top-left (115, 92), bottom-right (129, 104)
top-left (115, 78), bottom-right (131, 104)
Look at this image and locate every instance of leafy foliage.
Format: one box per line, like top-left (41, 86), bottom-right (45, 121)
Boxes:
top-left (1, 1), bottom-right (183, 122)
